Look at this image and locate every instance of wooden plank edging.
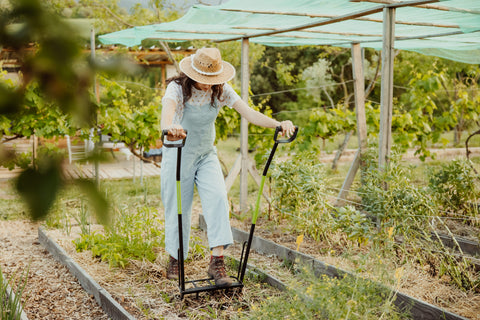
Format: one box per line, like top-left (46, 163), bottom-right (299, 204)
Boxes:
top-left (435, 233), bottom-right (480, 257)
top-left (38, 227), bottom-right (136, 320)
top-left (198, 215), bottom-right (468, 320)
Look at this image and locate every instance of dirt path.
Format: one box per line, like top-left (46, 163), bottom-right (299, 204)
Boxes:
top-left (0, 220), bottom-right (109, 320)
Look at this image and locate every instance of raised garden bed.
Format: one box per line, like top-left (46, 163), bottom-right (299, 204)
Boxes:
top-left (200, 214), bottom-right (468, 320)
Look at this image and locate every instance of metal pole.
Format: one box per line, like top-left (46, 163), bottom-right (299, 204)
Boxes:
top-left (91, 27), bottom-right (100, 187)
top-left (140, 146), bottom-right (144, 186)
top-left (240, 38), bottom-right (249, 212)
top-left (378, 7), bottom-right (395, 169)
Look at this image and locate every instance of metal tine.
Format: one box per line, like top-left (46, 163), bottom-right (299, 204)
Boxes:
top-left (237, 241), bottom-right (247, 280)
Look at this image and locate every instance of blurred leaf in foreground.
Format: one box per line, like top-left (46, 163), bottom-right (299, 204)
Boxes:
top-left (15, 155), bottom-right (62, 220)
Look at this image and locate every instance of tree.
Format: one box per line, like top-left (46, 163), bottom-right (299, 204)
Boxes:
top-left (396, 51), bottom-right (480, 152)
top-left (0, 0), bottom-right (136, 221)
top-left (302, 58), bottom-right (336, 109)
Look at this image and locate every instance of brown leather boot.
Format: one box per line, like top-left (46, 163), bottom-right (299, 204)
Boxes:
top-left (166, 256), bottom-right (179, 280)
top-left (207, 256), bottom-right (233, 286)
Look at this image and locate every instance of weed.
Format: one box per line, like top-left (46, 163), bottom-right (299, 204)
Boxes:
top-left (73, 199), bottom-right (91, 235)
top-left (332, 205), bottom-right (372, 246)
top-left (188, 235), bottom-right (208, 261)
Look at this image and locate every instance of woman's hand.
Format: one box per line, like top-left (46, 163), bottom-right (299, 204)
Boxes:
top-left (166, 124), bottom-right (186, 141)
top-left (278, 120), bottom-right (295, 137)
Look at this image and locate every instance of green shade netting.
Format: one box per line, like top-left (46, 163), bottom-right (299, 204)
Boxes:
top-left (99, 0), bottom-right (480, 64)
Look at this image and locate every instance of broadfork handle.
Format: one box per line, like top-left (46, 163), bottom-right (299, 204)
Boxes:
top-left (161, 129), bottom-right (187, 148)
top-left (274, 126), bottom-right (298, 143)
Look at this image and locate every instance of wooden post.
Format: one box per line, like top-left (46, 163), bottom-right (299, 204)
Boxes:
top-left (224, 38), bottom-right (267, 207)
top-left (335, 42), bottom-right (367, 206)
top-left (32, 133), bottom-right (38, 168)
top-left (161, 64), bottom-right (166, 92)
top-left (240, 38), bottom-right (249, 212)
top-left (379, 7), bottom-right (395, 169)
top-left (352, 44), bottom-right (368, 153)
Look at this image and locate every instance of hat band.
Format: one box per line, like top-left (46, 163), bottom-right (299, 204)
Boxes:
top-left (191, 55), bottom-right (224, 76)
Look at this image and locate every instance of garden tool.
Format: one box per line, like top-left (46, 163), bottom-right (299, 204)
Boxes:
top-left (162, 126), bottom-right (298, 299)
top-left (238, 125), bottom-right (298, 283)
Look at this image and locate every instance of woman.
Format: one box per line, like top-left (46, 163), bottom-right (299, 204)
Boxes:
top-left (161, 47), bottom-right (295, 286)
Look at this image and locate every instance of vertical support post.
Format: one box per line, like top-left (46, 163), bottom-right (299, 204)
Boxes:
top-left (132, 153), bottom-right (136, 183)
top-left (161, 64), bottom-right (166, 92)
top-left (379, 7), bottom-right (395, 169)
top-left (240, 38), bottom-right (250, 212)
top-left (140, 146), bottom-right (144, 186)
top-left (335, 43), bottom-right (367, 206)
top-left (91, 27), bottom-right (100, 187)
top-left (32, 133), bottom-right (37, 168)
top-left (352, 44), bottom-right (368, 153)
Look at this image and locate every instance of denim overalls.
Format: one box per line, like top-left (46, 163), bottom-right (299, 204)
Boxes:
top-left (161, 97), bottom-right (233, 260)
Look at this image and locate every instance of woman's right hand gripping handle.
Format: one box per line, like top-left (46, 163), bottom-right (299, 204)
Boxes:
top-left (161, 126), bottom-right (187, 148)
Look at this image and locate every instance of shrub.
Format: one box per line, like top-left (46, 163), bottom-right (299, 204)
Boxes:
top-left (270, 151), bottom-right (334, 241)
top-left (427, 158), bottom-right (479, 215)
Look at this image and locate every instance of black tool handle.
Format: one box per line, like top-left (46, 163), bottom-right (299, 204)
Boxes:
top-left (274, 126), bottom-right (298, 143)
top-left (262, 126), bottom-right (299, 176)
top-left (161, 129), bottom-right (187, 148)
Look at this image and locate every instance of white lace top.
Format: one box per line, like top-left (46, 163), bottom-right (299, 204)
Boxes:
top-left (162, 82), bottom-right (241, 124)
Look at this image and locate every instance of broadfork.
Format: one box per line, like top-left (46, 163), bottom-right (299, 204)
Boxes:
top-left (161, 126), bottom-right (298, 299)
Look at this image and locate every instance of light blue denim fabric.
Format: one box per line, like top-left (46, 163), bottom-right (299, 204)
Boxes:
top-left (161, 99), bottom-right (233, 260)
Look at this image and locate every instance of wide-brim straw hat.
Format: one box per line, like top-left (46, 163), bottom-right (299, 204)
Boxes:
top-left (179, 47), bottom-right (235, 85)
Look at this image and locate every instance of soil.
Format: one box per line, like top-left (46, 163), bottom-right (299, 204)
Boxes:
top-left (0, 195), bottom-right (278, 319)
top-left (0, 147), bottom-right (479, 319)
top-left (2, 212), bottom-right (478, 319)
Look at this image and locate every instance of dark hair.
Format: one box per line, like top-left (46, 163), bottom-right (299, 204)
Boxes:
top-left (166, 72), bottom-right (224, 107)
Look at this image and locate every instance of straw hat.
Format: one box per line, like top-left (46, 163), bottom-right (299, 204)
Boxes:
top-left (179, 48), bottom-right (235, 85)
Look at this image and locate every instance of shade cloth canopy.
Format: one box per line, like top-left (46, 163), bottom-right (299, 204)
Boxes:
top-left (99, 0), bottom-right (480, 64)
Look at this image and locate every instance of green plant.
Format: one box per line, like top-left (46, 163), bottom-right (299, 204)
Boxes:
top-left (358, 145), bottom-right (479, 291)
top-left (333, 206), bottom-right (372, 246)
top-left (187, 235), bottom-right (208, 262)
top-left (74, 199), bottom-right (91, 235)
top-left (428, 158), bottom-right (479, 215)
top-left (246, 267), bottom-right (404, 320)
top-left (0, 266), bottom-right (29, 320)
top-left (270, 151), bottom-right (335, 242)
top-left (74, 206), bottom-right (164, 268)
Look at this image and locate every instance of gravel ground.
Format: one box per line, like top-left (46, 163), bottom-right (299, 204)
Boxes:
top-left (0, 220), bottom-right (109, 320)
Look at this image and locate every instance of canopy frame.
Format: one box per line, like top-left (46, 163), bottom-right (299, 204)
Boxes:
top-left (98, 0), bottom-right (480, 210)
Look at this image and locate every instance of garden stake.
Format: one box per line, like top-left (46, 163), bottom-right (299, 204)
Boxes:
top-left (162, 126), bottom-right (298, 299)
top-left (238, 126), bottom-right (298, 283)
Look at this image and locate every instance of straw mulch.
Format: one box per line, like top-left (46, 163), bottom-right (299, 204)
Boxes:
top-left (230, 216), bottom-right (480, 320)
top-left (43, 215), bottom-right (276, 320)
top-left (2, 208), bottom-right (478, 319)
